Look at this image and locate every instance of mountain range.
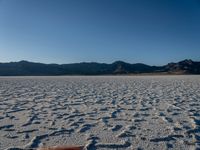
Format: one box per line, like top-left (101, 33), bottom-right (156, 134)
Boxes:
top-left (0, 59), bottom-right (199, 76)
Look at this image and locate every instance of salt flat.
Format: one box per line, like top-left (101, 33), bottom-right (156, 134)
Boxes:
top-left (0, 76), bottom-right (200, 150)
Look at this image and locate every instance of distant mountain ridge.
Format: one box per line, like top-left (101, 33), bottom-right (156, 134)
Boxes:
top-left (0, 59), bottom-right (199, 75)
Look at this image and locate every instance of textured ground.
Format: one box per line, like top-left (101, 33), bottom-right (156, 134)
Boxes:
top-left (0, 76), bottom-right (200, 150)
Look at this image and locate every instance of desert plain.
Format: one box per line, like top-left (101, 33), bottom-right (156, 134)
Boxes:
top-left (0, 76), bottom-right (200, 150)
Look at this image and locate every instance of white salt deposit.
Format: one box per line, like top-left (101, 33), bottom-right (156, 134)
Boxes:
top-left (0, 76), bottom-right (200, 150)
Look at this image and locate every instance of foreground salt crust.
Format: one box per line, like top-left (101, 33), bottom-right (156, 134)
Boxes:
top-left (0, 76), bottom-right (200, 150)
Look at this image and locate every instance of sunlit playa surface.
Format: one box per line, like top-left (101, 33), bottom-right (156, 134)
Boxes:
top-left (0, 76), bottom-right (200, 150)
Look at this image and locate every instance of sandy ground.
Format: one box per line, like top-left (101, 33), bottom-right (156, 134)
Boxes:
top-left (0, 76), bottom-right (200, 150)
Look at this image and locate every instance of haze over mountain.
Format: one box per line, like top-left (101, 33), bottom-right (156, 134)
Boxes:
top-left (0, 59), bottom-right (199, 76)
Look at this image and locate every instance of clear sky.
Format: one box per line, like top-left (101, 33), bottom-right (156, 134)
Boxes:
top-left (0, 0), bottom-right (200, 65)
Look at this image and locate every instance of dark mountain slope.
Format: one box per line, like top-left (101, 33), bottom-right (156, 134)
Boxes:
top-left (0, 59), bottom-right (199, 76)
top-left (165, 59), bottom-right (200, 74)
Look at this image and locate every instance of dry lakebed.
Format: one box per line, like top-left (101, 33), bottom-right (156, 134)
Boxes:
top-left (0, 76), bottom-right (200, 150)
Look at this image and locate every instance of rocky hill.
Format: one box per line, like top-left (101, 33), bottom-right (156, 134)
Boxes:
top-left (0, 59), bottom-right (199, 75)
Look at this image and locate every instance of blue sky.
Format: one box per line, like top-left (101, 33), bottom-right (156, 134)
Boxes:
top-left (0, 0), bottom-right (200, 65)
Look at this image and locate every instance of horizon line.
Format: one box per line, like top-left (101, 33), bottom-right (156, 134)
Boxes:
top-left (0, 58), bottom-right (198, 66)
